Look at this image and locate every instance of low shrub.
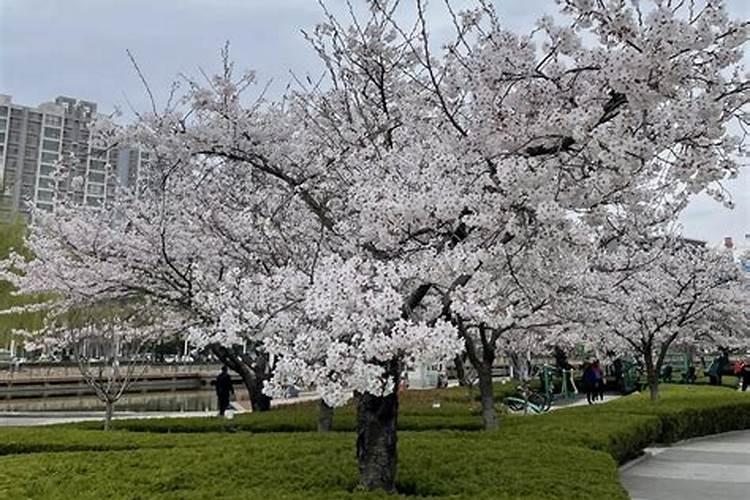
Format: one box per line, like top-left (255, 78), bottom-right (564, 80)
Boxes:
top-left (0, 427), bottom-right (241, 456)
top-left (0, 432), bottom-right (627, 499)
top-left (0, 385), bottom-right (747, 499)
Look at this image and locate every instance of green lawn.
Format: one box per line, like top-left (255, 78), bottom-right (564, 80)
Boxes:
top-left (0, 385), bottom-right (748, 499)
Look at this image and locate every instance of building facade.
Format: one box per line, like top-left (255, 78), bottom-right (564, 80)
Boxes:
top-left (0, 95), bottom-right (147, 222)
top-left (719, 235), bottom-right (750, 286)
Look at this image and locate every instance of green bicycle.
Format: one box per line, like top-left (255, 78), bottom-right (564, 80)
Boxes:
top-left (503, 380), bottom-right (552, 414)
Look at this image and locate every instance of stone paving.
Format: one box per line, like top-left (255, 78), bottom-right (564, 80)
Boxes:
top-left (620, 430), bottom-right (750, 500)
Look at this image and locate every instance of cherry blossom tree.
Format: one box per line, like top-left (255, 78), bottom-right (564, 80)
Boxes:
top-left (446, 223), bottom-right (591, 429)
top-left (0, 102), bottom-right (306, 412)
top-left (26, 306), bottom-right (164, 430)
top-left (263, 0), bottom-right (746, 486)
top-left (1, 0), bottom-right (748, 492)
top-left (584, 235), bottom-right (750, 401)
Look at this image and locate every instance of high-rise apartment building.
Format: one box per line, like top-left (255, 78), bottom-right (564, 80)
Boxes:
top-left (0, 94), bottom-right (147, 222)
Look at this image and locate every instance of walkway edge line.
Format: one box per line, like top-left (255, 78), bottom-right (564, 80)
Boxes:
top-left (618, 428), bottom-right (750, 472)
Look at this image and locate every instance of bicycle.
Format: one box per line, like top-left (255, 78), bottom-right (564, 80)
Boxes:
top-left (503, 379), bottom-right (552, 415)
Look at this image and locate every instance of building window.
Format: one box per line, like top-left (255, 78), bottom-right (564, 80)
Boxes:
top-left (0, 118), bottom-right (6, 131)
top-left (42, 139), bottom-right (59, 152)
top-left (43, 127), bottom-right (61, 139)
top-left (89, 160), bottom-right (106, 171)
top-left (44, 115), bottom-right (63, 127)
top-left (0, 106), bottom-right (8, 116)
top-left (37, 177), bottom-right (54, 189)
top-left (41, 152), bottom-right (58, 163)
top-left (36, 189), bottom-right (54, 201)
top-left (89, 172), bottom-right (105, 183)
top-left (39, 165), bottom-right (56, 176)
top-left (87, 184), bottom-right (104, 196)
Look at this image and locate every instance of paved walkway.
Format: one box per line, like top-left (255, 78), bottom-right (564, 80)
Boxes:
top-left (550, 393), bottom-right (620, 410)
top-left (620, 430), bottom-right (750, 500)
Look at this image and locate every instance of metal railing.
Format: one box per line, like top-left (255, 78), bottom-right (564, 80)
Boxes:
top-left (0, 363), bottom-right (221, 381)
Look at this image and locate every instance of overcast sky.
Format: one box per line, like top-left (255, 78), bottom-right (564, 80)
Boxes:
top-left (1, 0), bottom-right (747, 246)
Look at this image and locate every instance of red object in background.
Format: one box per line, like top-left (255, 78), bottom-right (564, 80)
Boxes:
top-left (733, 360), bottom-right (746, 375)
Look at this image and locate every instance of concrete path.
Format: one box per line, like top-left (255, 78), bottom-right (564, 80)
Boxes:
top-left (549, 393), bottom-right (620, 410)
top-left (620, 430), bottom-right (750, 500)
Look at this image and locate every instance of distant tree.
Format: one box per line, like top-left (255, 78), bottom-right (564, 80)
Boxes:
top-left (29, 306), bottom-right (167, 430)
top-left (586, 237), bottom-right (750, 401)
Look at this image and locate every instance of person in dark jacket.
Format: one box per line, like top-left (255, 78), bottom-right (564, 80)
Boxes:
top-left (215, 365), bottom-right (234, 417)
top-left (583, 361), bottom-right (596, 404)
top-left (737, 358), bottom-right (750, 392)
top-left (592, 360), bottom-right (605, 401)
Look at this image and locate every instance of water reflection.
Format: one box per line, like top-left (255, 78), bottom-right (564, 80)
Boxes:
top-left (0, 390), bottom-right (219, 412)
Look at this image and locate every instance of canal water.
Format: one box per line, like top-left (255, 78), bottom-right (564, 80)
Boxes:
top-left (0, 390), bottom-right (219, 412)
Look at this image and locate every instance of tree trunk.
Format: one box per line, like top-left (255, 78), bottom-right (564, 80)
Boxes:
top-left (644, 351), bottom-right (660, 402)
top-left (507, 350), bottom-right (530, 381)
top-left (462, 326), bottom-right (498, 431)
top-left (318, 399), bottom-right (334, 433)
top-left (104, 400), bottom-right (114, 431)
top-left (356, 390), bottom-right (399, 492)
top-left (647, 370), bottom-right (660, 401)
top-left (240, 363), bottom-right (272, 412)
top-left (454, 354), bottom-right (468, 386)
top-left (210, 344), bottom-right (272, 412)
top-left (477, 362), bottom-right (498, 430)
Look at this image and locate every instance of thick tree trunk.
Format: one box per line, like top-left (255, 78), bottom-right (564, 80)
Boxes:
top-left (356, 363), bottom-right (400, 493)
top-left (477, 362), bottom-right (498, 430)
top-left (103, 400), bottom-right (114, 431)
top-left (318, 399), bottom-right (334, 433)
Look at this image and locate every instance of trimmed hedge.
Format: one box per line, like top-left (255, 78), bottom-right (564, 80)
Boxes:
top-left (0, 427), bottom-right (241, 456)
top-left (0, 432), bottom-right (627, 499)
top-left (0, 385), bottom-right (747, 499)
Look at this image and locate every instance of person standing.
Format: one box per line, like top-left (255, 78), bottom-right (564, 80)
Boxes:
top-left (583, 361), bottom-right (596, 404)
top-left (215, 365), bottom-right (234, 417)
top-left (592, 360), bottom-right (605, 401)
top-left (736, 358), bottom-right (750, 392)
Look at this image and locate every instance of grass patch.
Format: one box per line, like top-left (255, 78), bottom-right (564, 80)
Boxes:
top-left (0, 385), bottom-right (747, 499)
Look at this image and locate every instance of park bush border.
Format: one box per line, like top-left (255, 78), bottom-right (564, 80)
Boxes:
top-left (0, 386), bottom-right (748, 499)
